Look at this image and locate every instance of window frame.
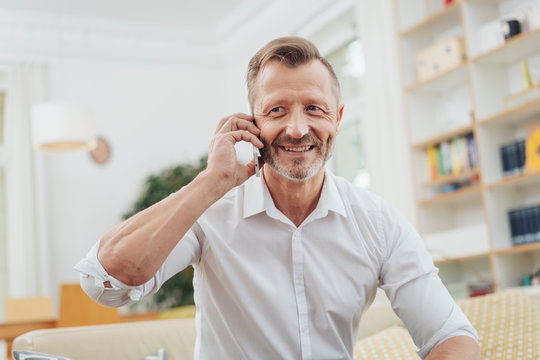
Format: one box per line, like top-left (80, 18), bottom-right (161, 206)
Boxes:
top-left (0, 66), bottom-right (9, 321)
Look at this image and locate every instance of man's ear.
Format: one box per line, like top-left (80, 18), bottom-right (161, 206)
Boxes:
top-left (336, 104), bottom-right (345, 133)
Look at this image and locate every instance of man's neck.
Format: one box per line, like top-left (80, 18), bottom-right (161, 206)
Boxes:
top-left (263, 167), bottom-right (325, 227)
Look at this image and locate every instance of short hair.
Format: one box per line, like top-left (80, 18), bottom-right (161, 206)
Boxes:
top-left (246, 36), bottom-right (341, 109)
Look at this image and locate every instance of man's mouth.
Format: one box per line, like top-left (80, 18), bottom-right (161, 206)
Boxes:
top-left (282, 146), bottom-right (314, 152)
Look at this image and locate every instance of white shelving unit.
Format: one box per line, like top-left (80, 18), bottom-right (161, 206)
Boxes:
top-left (395, 0), bottom-right (540, 295)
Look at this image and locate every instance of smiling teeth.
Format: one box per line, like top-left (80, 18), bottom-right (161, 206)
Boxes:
top-left (285, 146), bottom-right (311, 152)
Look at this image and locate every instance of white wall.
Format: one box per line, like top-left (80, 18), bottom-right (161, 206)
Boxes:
top-left (46, 59), bottom-right (233, 289)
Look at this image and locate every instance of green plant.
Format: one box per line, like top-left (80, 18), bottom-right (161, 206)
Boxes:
top-left (123, 156), bottom-right (207, 311)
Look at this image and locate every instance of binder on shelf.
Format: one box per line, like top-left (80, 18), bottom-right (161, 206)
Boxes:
top-left (500, 139), bottom-right (526, 177)
top-left (517, 139), bottom-right (526, 170)
top-left (534, 206), bottom-right (540, 242)
top-left (508, 204), bottom-right (540, 246)
top-left (467, 134), bottom-right (478, 168)
top-left (525, 207), bottom-right (535, 243)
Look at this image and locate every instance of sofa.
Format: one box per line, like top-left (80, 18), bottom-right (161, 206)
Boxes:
top-left (12, 290), bottom-right (540, 360)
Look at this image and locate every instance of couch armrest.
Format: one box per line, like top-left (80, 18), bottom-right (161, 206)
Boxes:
top-left (12, 318), bottom-right (196, 360)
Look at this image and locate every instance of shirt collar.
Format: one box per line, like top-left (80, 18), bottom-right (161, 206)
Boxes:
top-left (242, 169), bottom-right (347, 220)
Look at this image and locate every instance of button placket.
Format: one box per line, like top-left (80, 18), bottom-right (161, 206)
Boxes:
top-left (291, 228), bottom-right (312, 359)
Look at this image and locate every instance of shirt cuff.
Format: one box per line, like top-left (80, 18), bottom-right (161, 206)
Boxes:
top-left (74, 241), bottom-right (144, 306)
top-left (417, 303), bottom-right (479, 359)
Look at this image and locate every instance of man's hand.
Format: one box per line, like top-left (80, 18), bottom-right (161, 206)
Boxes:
top-left (206, 113), bottom-right (264, 197)
top-left (96, 113), bottom-right (263, 286)
top-left (425, 335), bottom-right (482, 360)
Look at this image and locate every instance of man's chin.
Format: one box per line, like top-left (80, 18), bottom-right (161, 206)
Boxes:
top-left (266, 161), bottom-right (324, 182)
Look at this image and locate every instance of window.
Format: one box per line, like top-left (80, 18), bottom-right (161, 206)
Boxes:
top-left (0, 92), bottom-right (4, 143)
top-left (326, 40), bottom-right (369, 188)
top-left (299, 4), bottom-right (369, 188)
top-left (326, 39), bottom-right (364, 100)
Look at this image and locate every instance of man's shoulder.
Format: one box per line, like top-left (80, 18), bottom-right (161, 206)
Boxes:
top-left (328, 171), bottom-right (384, 212)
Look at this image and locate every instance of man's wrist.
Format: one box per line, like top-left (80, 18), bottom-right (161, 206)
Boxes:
top-left (189, 169), bottom-right (231, 205)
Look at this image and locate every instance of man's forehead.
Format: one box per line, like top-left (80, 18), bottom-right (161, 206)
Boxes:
top-left (254, 60), bottom-right (340, 107)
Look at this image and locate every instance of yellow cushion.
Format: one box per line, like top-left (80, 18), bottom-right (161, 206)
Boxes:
top-left (354, 291), bottom-right (540, 359)
top-left (354, 325), bottom-right (418, 359)
top-left (157, 305), bottom-right (196, 320)
top-left (457, 290), bottom-right (540, 360)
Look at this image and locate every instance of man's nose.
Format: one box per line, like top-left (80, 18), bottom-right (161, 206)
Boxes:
top-left (285, 109), bottom-right (309, 139)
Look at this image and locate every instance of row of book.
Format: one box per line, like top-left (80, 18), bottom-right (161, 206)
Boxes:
top-left (426, 134), bottom-right (479, 181)
top-left (508, 204), bottom-right (540, 246)
top-left (500, 139), bottom-right (526, 177)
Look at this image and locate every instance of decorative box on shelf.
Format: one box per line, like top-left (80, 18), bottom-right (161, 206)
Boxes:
top-left (416, 36), bottom-right (466, 82)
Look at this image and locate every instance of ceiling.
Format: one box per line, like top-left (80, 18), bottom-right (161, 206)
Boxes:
top-left (0, 0), bottom-right (350, 60)
top-left (0, 0), bottom-right (263, 30)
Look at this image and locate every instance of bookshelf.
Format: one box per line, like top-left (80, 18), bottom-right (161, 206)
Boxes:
top-left (395, 0), bottom-right (540, 296)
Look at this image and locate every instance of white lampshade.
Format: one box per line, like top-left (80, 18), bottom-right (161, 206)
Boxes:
top-left (32, 101), bottom-right (96, 150)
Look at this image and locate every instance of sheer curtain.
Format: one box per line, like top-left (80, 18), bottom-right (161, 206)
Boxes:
top-left (356, 1), bottom-right (416, 222)
top-left (3, 63), bottom-right (52, 298)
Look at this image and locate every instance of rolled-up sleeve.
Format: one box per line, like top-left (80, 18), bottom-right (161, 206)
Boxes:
top-left (378, 203), bottom-right (478, 359)
top-left (74, 225), bottom-right (203, 308)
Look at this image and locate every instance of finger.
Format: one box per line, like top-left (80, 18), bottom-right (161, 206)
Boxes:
top-left (228, 130), bottom-right (264, 148)
top-left (215, 113), bottom-right (254, 133)
top-left (217, 117), bottom-right (259, 136)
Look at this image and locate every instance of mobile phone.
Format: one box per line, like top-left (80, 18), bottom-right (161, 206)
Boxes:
top-left (253, 145), bottom-right (260, 177)
top-left (252, 116), bottom-right (260, 177)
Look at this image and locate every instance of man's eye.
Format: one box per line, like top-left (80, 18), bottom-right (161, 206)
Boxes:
top-left (270, 107), bottom-right (282, 113)
top-left (307, 105), bottom-right (320, 111)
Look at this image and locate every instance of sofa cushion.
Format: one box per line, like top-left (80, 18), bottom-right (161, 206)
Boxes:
top-left (354, 325), bottom-right (418, 359)
top-left (354, 290), bottom-right (540, 359)
top-left (13, 318), bottom-right (195, 360)
top-left (457, 290), bottom-right (540, 360)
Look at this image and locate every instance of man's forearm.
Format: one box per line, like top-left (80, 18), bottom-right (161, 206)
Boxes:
top-left (97, 170), bottom-right (225, 286)
top-left (425, 335), bottom-right (482, 360)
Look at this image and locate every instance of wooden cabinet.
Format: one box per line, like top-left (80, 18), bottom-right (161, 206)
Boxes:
top-left (395, 0), bottom-right (540, 295)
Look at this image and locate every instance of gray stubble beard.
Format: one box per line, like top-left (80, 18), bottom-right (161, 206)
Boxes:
top-left (260, 133), bottom-right (334, 182)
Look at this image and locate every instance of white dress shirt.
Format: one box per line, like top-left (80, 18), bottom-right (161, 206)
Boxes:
top-left (75, 170), bottom-right (478, 359)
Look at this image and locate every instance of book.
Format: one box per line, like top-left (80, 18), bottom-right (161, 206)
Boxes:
top-left (440, 140), bottom-right (452, 175)
top-left (467, 134), bottom-right (478, 168)
top-left (427, 145), bottom-right (438, 181)
top-left (525, 120), bottom-right (540, 171)
top-left (450, 136), bottom-right (462, 175)
top-left (460, 135), bottom-right (471, 171)
top-left (435, 145), bottom-right (444, 176)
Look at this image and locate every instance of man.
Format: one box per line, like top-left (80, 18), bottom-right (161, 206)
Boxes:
top-left (76, 37), bottom-right (481, 359)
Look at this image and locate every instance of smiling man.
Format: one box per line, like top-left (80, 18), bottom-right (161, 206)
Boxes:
top-left (76, 37), bottom-right (481, 359)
